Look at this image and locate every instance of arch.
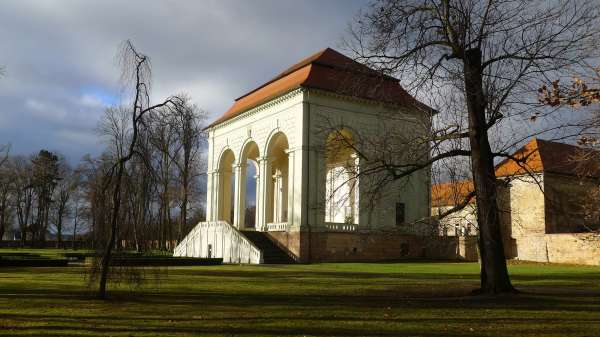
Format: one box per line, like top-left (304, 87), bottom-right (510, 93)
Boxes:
top-left (239, 138), bottom-right (260, 162)
top-left (237, 139), bottom-right (260, 229)
top-left (217, 148), bottom-right (236, 223)
top-left (324, 128), bottom-right (359, 225)
top-left (263, 128), bottom-right (287, 156)
top-left (217, 146), bottom-right (236, 170)
top-left (265, 131), bottom-right (290, 225)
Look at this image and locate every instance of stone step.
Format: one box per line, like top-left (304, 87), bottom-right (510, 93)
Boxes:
top-left (240, 231), bottom-right (295, 264)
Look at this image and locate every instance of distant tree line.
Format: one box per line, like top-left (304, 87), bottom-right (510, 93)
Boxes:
top-left (0, 96), bottom-right (207, 252)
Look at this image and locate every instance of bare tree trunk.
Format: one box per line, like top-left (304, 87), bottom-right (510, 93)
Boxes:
top-left (180, 174), bottom-right (188, 242)
top-left (98, 162), bottom-right (124, 299)
top-left (72, 206), bottom-right (78, 250)
top-left (56, 215), bottom-right (62, 248)
top-left (464, 48), bottom-right (514, 294)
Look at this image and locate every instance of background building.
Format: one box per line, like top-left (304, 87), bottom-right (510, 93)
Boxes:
top-left (432, 139), bottom-right (600, 265)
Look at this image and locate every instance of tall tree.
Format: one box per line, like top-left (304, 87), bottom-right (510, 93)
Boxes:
top-left (0, 164), bottom-right (12, 240)
top-left (52, 158), bottom-right (74, 248)
top-left (10, 156), bottom-right (34, 246)
top-left (169, 96), bottom-right (207, 242)
top-left (31, 150), bottom-right (60, 245)
top-left (69, 168), bottom-right (85, 250)
top-left (94, 40), bottom-right (183, 299)
top-left (148, 111), bottom-right (178, 250)
top-left (349, 0), bottom-right (600, 293)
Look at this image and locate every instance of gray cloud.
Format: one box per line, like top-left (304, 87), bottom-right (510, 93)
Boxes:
top-left (0, 0), bottom-right (368, 161)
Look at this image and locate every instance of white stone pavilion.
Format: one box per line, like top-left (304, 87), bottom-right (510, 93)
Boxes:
top-left (174, 48), bottom-right (435, 264)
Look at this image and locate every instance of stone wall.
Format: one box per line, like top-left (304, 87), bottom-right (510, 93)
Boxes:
top-left (265, 230), bottom-right (304, 262)
top-left (512, 233), bottom-right (600, 265)
top-left (544, 173), bottom-right (600, 233)
top-left (506, 174), bottom-right (546, 236)
top-left (267, 229), bottom-right (478, 263)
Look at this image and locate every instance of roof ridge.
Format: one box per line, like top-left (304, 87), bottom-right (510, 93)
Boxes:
top-left (235, 48), bottom-right (397, 101)
top-left (208, 48), bottom-right (431, 129)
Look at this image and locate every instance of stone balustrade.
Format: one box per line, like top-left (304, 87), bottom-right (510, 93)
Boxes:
top-left (266, 222), bottom-right (289, 232)
top-left (323, 222), bottom-right (358, 232)
top-left (173, 221), bottom-right (263, 264)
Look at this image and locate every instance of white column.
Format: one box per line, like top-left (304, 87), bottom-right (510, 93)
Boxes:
top-left (212, 171), bottom-right (221, 221)
top-left (233, 163), bottom-right (246, 229)
top-left (254, 172), bottom-right (260, 229)
top-left (206, 171), bottom-right (214, 221)
top-left (273, 170), bottom-right (282, 223)
top-left (257, 157), bottom-right (270, 231)
top-left (352, 153), bottom-right (360, 225)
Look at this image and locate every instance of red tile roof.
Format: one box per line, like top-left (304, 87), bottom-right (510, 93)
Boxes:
top-left (207, 48), bottom-right (431, 128)
top-left (431, 180), bottom-right (475, 208)
top-left (495, 138), bottom-right (600, 178)
top-left (432, 139), bottom-right (600, 206)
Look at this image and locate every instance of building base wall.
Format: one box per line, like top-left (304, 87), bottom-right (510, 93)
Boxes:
top-left (265, 229), bottom-right (600, 266)
top-left (266, 229), bottom-right (478, 263)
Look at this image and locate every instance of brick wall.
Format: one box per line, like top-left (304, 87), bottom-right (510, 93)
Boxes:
top-left (267, 229), bottom-right (478, 263)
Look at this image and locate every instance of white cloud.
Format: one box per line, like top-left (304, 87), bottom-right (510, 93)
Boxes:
top-left (79, 94), bottom-right (106, 108)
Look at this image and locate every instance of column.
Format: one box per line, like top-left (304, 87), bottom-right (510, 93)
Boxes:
top-left (257, 157), bottom-right (270, 231)
top-left (212, 171), bottom-right (221, 221)
top-left (233, 163), bottom-right (246, 229)
top-left (273, 170), bottom-right (282, 223)
top-left (352, 153), bottom-right (360, 225)
top-left (206, 171), bottom-right (214, 221)
top-left (254, 172), bottom-right (260, 229)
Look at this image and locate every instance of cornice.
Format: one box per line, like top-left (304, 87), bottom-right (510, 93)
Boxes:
top-left (207, 88), bottom-right (305, 131)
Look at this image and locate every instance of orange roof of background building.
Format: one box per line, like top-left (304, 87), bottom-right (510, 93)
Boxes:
top-left (495, 138), bottom-right (600, 177)
top-left (432, 138), bottom-right (600, 206)
top-left (431, 180), bottom-right (475, 208)
top-left (207, 48), bottom-right (431, 128)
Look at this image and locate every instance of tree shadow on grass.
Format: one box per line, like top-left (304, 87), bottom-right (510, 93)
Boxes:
top-left (2, 307), bottom-right (600, 337)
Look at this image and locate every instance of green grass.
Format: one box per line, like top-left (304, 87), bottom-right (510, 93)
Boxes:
top-left (0, 251), bottom-right (599, 336)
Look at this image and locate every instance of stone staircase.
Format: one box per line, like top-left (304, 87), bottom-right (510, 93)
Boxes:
top-left (240, 231), bottom-right (296, 264)
top-left (173, 221), bottom-right (263, 264)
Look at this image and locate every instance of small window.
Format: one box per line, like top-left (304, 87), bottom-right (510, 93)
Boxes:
top-left (395, 202), bottom-right (405, 226)
top-left (400, 242), bottom-right (409, 256)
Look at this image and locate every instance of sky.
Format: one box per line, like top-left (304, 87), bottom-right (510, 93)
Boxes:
top-left (0, 0), bottom-right (370, 162)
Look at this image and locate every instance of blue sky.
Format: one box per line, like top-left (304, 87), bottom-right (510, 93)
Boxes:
top-left (0, 0), bottom-right (370, 162)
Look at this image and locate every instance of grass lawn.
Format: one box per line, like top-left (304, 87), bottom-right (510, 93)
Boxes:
top-left (0, 251), bottom-right (599, 336)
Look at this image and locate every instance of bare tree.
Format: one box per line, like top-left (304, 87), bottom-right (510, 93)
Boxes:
top-left (165, 96), bottom-right (207, 242)
top-left (51, 157), bottom-right (75, 248)
top-left (93, 40), bottom-right (183, 299)
top-left (9, 156), bottom-right (34, 246)
top-left (69, 169), bottom-right (85, 250)
top-left (0, 144), bottom-right (9, 168)
top-left (539, 65), bottom-right (600, 234)
top-left (0, 146), bottom-right (13, 240)
top-left (348, 0), bottom-right (600, 293)
top-left (79, 154), bottom-right (113, 250)
top-left (31, 150), bottom-right (60, 246)
top-left (0, 164), bottom-right (12, 240)
top-left (148, 111), bottom-right (179, 250)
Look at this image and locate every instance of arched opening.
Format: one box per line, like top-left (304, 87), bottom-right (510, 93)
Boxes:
top-left (240, 141), bottom-right (260, 229)
top-left (217, 149), bottom-right (235, 223)
top-left (266, 132), bottom-right (289, 224)
top-left (325, 129), bottom-right (359, 224)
